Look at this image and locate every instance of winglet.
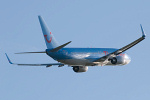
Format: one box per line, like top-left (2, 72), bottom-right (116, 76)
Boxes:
top-left (5, 53), bottom-right (13, 64)
top-left (140, 24), bottom-right (146, 38)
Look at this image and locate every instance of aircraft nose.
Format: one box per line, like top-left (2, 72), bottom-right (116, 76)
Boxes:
top-left (124, 54), bottom-right (131, 65)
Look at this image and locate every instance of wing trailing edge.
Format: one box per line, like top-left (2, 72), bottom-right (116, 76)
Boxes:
top-left (5, 53), bottom-right (64, 67)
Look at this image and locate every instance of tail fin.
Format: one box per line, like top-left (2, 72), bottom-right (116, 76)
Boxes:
top-left (38, 16), bottom-right (59, 49)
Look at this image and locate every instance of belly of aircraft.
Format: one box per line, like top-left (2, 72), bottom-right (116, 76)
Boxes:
top-left (57, 59), bottom-right (94, 66)
top-left (57, 59), bottom-right (126, 66)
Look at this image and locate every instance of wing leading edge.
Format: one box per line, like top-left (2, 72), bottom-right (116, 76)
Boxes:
top-left (94, 25), bottom-right (146, 64)
top-left (5, 53), bottom-right (64, 67)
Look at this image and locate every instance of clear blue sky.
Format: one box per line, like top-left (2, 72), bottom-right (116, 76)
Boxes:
top-left (0, 0), bottom-right (150, 100)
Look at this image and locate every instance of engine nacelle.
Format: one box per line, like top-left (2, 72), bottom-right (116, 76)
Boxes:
top-left (110, 56), bottom-right (125, 65)
top-left (73, 66), bottom-right (88, 73)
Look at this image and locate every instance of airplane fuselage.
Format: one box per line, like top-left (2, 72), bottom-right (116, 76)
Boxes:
top-left (46, 48), bottom-right (131, 66)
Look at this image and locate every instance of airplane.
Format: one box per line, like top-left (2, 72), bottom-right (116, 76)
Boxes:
top-left (5, 16), bottom-right (146, 73)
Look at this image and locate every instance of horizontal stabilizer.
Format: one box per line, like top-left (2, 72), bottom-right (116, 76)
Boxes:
top-left (50, 41), bottom-right (72, 52)
top-left (15, 51), bottom-right (46, 54)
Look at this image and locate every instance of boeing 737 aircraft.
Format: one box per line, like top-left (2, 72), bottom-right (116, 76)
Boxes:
top-left (5, 16), bottom-right (146, 73)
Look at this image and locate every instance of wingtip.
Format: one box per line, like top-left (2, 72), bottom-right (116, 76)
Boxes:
top-left (140, 24), bottom-right (146, 38)
top-left (69, 41), bottom-right (72, 43)
top-left (38, 15), bottom-right (42, 18)
top-left (5, 53), bottom-right (13, 64)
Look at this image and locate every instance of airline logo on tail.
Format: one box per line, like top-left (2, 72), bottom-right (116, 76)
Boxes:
top-left (44, 32), bottom-right (52, 43)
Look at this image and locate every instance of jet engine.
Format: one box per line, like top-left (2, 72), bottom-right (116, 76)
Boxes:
top-left (110, 56), bottom-right (125, 65)
top-left (73, 66), bottom-right (88, 72)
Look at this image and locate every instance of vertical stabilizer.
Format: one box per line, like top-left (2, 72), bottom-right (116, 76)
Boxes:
top-left (38, 16), bottom-right (59, 49)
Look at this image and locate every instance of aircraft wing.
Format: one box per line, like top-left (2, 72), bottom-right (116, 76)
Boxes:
top-left (94, 25), bottom-right (146, 63)
top-left (5, 53), bottom-right (64, 67)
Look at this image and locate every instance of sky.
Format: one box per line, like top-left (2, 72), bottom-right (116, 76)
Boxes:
top-left (0, 0), bottom-right (150, 100)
